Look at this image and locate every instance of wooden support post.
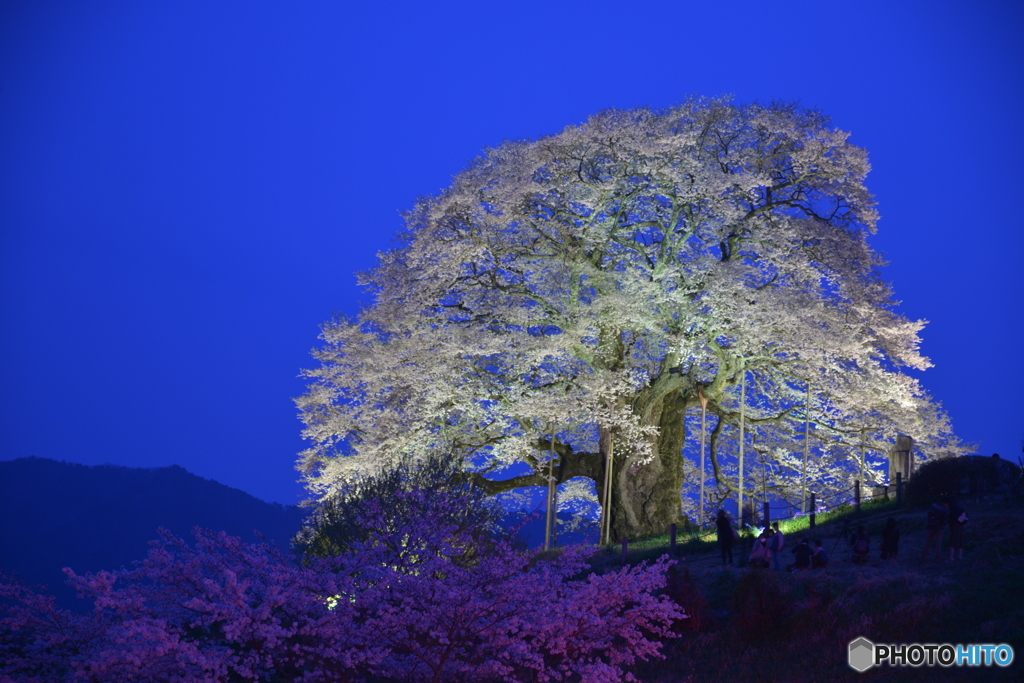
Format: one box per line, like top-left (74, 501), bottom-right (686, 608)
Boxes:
top-left (809, 493), bottom-right (816, 529)
top-left (763, 501), bottom-right (770, 528)
top-left (896, 472), bottom-right (903, 508)
top-left (855, 480), bottom-right (861, 515)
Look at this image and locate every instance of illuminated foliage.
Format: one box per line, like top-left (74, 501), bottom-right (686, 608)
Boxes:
top-left (297, 98), bottom-right (965, 540)
top-left (295, 452), bottom-right (503, 559)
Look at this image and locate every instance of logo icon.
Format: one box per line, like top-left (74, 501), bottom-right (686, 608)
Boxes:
top-left (849, 637), bottom-right (875, 672)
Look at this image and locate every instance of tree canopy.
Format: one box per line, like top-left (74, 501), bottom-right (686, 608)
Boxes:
top-left (296, 98), bottom-right (964, 540)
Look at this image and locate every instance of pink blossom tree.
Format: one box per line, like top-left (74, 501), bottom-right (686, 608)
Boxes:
top-left (1, 486), bottom-right (684, 682)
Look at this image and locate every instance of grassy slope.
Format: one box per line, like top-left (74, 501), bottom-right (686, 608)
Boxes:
top-left (591, 496), bottom-right (1024, 682)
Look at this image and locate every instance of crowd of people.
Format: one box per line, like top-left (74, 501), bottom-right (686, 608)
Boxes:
top-left (713, 496), bottom-right (968, 572)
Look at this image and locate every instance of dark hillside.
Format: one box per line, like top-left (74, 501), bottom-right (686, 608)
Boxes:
top-left (0, 457), bottom-right (306, 609)
top-left (611, 495), bottom-right (1024, 682)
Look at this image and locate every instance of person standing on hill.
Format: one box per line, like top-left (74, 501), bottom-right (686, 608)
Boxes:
top-left (851, 525), bottom-right (870, 564)
top-left (716, 509), bottom-right (735, 567)
top-left (749, 529), bottom-right (771, 568)
top-left (920, 500), bottom-right (948, 562)
top-left (769, 522), bottom-right (785, 570)
top-left (947, 498), bottom-right (968, 560)
top-left (791, 537), bottom-right (813, 571)
top-left (811, 539), bottom-right (829, 568)
top-left (881, 517), bottom-right (900, 560)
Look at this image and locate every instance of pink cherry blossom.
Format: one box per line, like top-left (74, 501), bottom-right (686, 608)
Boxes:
top-left (1, 487), bottom-right (685, 682)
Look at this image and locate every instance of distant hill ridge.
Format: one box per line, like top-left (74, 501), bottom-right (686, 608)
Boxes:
top-left (0, 457), bottom-right (307, 609)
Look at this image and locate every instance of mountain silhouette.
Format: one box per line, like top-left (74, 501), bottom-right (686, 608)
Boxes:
top-left (0, 457), bottom-right (307, 610)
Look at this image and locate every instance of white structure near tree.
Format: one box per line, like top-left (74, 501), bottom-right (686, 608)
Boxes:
top-left (296, 98), bottom-right (965, 541)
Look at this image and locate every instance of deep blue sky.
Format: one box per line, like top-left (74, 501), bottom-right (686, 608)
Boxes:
top-left (2, 1), bottom-right (1022, 505)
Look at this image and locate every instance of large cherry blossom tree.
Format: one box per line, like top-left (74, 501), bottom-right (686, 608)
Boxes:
top-left (297, 98), bottom-right (963, 541)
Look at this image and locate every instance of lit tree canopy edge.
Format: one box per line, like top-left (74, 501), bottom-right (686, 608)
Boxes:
top-left (296, 98), bottom-right (965, 541)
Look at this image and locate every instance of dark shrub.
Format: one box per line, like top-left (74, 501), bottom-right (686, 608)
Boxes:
top-left (663, 565), bottom-right (711, 632)
top-left (906, 455), bottom-right (1020, 505)
top-left (295, 452), bottom-right (504, 559)
top-left (730, 569), bottom-right (792, 643)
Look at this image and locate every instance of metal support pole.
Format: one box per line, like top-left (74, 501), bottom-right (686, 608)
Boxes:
top-left (802, 381), bottom-right (810, 513)
top-left (738, 361), bottom-right (745, 530)
top-left (552, 483), bottom-right (558, 548)
top-left (859, 427), bottom-right (866, 490)
top-left (698, 384), bottom-right (708, 529)
top-left (544, 427), bottom-right (555, 550)
top-left (760, 443), bottom-right (768, 511)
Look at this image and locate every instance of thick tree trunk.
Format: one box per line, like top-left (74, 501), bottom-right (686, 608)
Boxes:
top-left (471, 386), bottom-right (692, 543)
top-left (600, 389), bottom-right (688, 542)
